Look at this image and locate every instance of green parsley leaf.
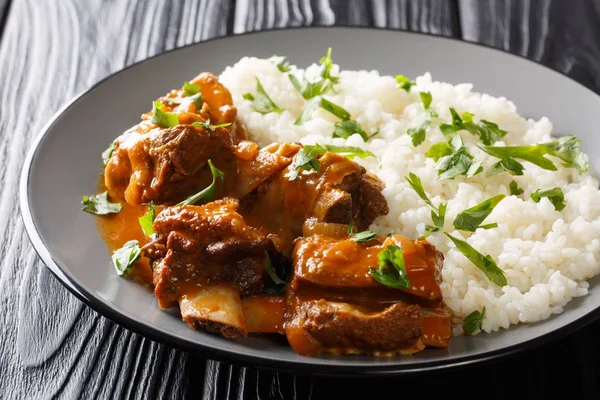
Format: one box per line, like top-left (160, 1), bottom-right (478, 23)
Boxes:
top-left (177, 159), bottom-right (225, 205)
top-left (244, 78), bottom-right (284, 114)
top-left (438, 143), bottom-right (475, 180)
top-left (285, 144), bottom-right (327, 181)
top-left (426, 202), bottom-right (447, 233)
top-left (509, 180), bottom-right (524, 196)
top-left (81, 191), bottom-right (121, 215)
top-left (183, 81), bottom-right (200, 96)
top-left (320, 97), bottom-right (350, 120)
top-left (295, 96), bottom-right (322, 125)
top-left (467, 161), bottom-right (483, 177)
top-left (453, 194), bottom-right (505, 232)
top-left (540, 135), bottom-right (589, 173)
top-left (264, 252), bottom-right (286, 285)
top-left (463, 307), bottom-right (486, 335)
top-left (333, 120), bottom-right (377, 141)
top-left (151, 101), bottom-right (179, 128)
top-left (444, 233), bottom-right (507, 287)
top-left (138, 201), bottom-right (155, 236)
top-left (426, 141), bottom-right (453, 161)
top-left (406, 172), bottom-right (435, 209)
top-left (318, 47), bottom-right (340, 86)
top-left (407, 92), bottom-right (438, 146)
top-left (440, 108), bottom-right (507, 145)
top-left (102, 140), bottom-right (116, 166)
top-left (486, 158), bottom-right (525, 177)
top-left (191, 119), bottom-right (232, 131)
top-left (396, 74), bottom-right (415, 92)
top-left (347, 220), bottom-right (377, 243)
top-left (480, 144), bottom-right (557, 171)
top-left (322, 144), bottom-right (375, 160)
top-left (530, 187), bottom-right (566, 211)
top-left (268, 55), bottom-right (291, 73)
top-left (288, 48), bottom-right (339, 100)
top-left (112, 240), bottom-right (142, 277)
top-left (370, 245), bottom-right (411, 289)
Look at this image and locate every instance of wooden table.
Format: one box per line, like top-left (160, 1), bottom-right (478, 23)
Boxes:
top-left (2, 1), bottom-right (600, 398)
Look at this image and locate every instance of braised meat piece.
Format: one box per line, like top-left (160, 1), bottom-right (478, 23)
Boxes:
top-left (241, 151), bottom-right (389, 254)
top-left (105, 124), bottom-right (230, 205)
top-left (143, 198), bottom-right (270, 337)
top-left (284, 233), bottom-right (451, 356)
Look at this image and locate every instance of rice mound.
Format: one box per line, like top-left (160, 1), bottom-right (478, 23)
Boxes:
top-left (219, 57), bottom-right (600, 333)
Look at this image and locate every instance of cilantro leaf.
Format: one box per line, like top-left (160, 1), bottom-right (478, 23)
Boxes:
top-left (509, 180), bottom-right (524, 196)
top-left (530, 187), bottom-right (566, 211)
top-left (295, 96), bottom-right (322, 125)
top-left (333, 120), bottom-right (377, 141)
top-left (347, 220), bottom-right (377, 243)
top-left (396, 74), bottom-right (415, 92)
top-left (320, 97), bottom-right (350, 120)
top-left (285, 144), bottom-right (327, 181)
top-left (318, 47), bottom-right (340, 86)
top-left (151, 101), bottom-right (179, 128)
top-left (322, 144), bottom-right (375, 160)
top-left (407, 92), bottom-right (437, 146)
top-left (406, 172), bottom-right (435, 209)
top-left (138, 201), bottom-right (155, 236)
top-left (244, 78), bottom-right (284, 114)
top-left (112, 240), bottom-right (142, 277)
top-left (371, 245), bottom-right (410, 289)
top-left (440, 108), bottom-right (507, 145)
top-left (288, 48), bottom-right (339, 100)
top-left (183, 81), bottom-right (200, 96)
top-left (191, 119), bottom-right (232, 131)
top-left (438, 147), bottom-right (474, 180)
top-left (81, 191), bottom-right (121, 215)
top-left (463, 307), bottom-right (486, 335)
top-left (480, 145), bottom-right (557, 171)
top-left (177, 159), bottom-right (225, 205)
top-left (102, 140), bottom-right (116, 166)
top-left (540, 135), bottom-right (589, 173)
top-left (444, 233), bottom-right (507, 287)
top-left (426, 202), bottom-right (447, 233)
top-left (426, 141), bottom-right (453, 161)
top-left (268, 55), bottom-right (291, 72)
top-left (467, 161), bottom-right (483, 177)
top-left (453, 194), bottom-right (505, 232)
top-left (486, 158), bottom-right (525, 177)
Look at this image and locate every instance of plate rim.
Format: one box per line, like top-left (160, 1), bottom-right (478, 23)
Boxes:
top-left (18, 25), bottom-right (600, 376)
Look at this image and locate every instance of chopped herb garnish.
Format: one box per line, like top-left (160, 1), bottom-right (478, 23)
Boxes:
top-left (463, 307), bottom-right (486, 335)
top-left (138, 201), bottom-right (155, 236)
top-left (81, 191), bottom-right (121, 215)
top-left (112, 240), bottom-right (142, 276)
top-left (322, 144), bottom-right (375, 160)
top-left (438, 135), bottom-right (476, 180)
top-left (183, 81), bottom-right (200, 96)
top-left (264, 252), bottom-right (286, 285)
top-left (440, 108), bottom-right (507, 145)
top-left (486, 158), bottom-right (525, 177)
top-left (244, 78), bottom-right (284, 114)
top-left (177, 159), bottom-right (224, 205)
top-left (151, 101), bottom-right (179, 128)
top-left (444, 233), bottom-right (507, 287)
top-left (370, 245), bottom-right (410, 289)
top-left (347, 220), bottom-right (377, 243)
top-left (453, 194), bottom-right (505, 232)
top-left (191, 119), bottom-right (232, 131)
top-left (102, 140), bottom-right (116, 166)
top-left (268, 55), bottom-right (291, 73)
top-left (509, 180), bottom-right (524, 196)
top-left (426, 141), bottom-right (453, 161)
top-left (318, 47), bottom-right (340, 86)
top-left (540, 135), bottom-right (589, 173)
top-left (425, 202), bottom-right (447, 234)
top-left (480, 144), bottom-right (557, 171)
top-left (407, 92), bottom-right (438, 146)
top-left (320, 98), bottom-right (350, 120)
top-left (530, 187), bottom-right (566, 211)
top-left (333, 120), bottom-right (378, 141)
top-left (466, 160), bottom-right (483, 177)
top-left (295, 96), bottom-right (322, 125)
top-left (288, 48), bottom-right (339, 100)
top-left (406, 172), bottom-right (435, 209)
top-left (396, 74), bottom-right (415, 92)
top-left (285, 144), bottom-right (327, 181)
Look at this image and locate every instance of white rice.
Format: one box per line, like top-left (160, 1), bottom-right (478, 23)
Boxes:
top-left (219, 57), bottom-right (600, 333)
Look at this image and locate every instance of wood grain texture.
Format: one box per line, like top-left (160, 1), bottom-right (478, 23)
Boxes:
top-left (1, 0), bottom-right (600, 399)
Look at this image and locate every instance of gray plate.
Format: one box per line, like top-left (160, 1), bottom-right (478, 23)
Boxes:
top-left (19, 27), bottom-right (600, 376)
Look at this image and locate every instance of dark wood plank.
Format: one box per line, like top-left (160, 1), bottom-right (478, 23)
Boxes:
top-left (1, 0), bottom-right (600, 399)
top-left (458, 0), bottom-right (600, 92)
